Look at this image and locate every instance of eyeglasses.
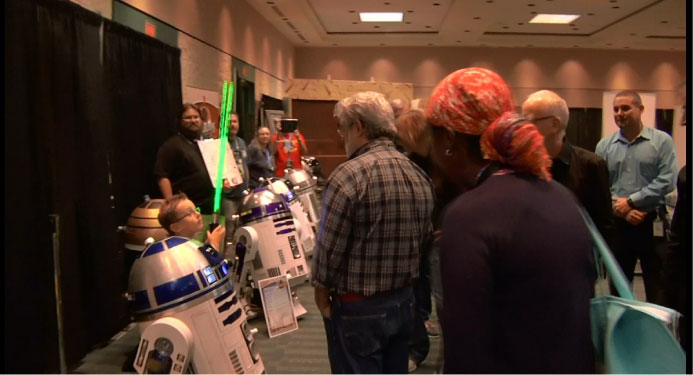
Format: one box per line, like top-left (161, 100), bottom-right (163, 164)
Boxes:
top-left (529, 115), bottom-right (556, 123)
top-left (173, 207), bottom-right (201, 223)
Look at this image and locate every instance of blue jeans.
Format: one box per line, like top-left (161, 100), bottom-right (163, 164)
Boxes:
top-left (323, 287), bottom-right (414, 374)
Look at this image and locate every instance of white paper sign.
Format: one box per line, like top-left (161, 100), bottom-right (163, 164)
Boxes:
top-left (258, 275), bottom-right (299, 338)
top-left (196, 139), bottom-right (243, 188)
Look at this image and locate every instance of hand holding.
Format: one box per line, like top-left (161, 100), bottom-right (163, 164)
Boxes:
top-left (613, 197), bottom-right (631, 217)
top-left (206, 224), bottom-right (226, 251)
top-left (625, 209), bottom-right (646, 226)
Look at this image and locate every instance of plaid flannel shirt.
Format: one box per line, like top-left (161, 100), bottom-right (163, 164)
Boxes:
top-left (311, 138), bottom-right (435, 296)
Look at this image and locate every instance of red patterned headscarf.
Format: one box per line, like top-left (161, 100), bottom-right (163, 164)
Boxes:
top-left (481, 112), bottom-right (552, 181)
top-left (425, 67), bottom-right (515, 135)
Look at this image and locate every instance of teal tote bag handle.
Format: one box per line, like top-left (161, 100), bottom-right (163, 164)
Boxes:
top-left (578, 206), bottom-right (635, 300)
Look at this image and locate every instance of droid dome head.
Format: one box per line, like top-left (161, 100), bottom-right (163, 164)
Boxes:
top-left (238, 188), bottom-right (291, 225)
top-left (127, 236), bottom-right (232, 321)
top-left (283, 168), bottom-right (316, 193)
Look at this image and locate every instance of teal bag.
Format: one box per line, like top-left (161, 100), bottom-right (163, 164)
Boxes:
top-left (580, 208), bottom-right (686, 374)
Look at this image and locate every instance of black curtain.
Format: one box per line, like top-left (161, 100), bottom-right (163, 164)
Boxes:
top-left (103, 20), bottom-right (182, 221)
top-left (5, 1), bottom-right (183, 372)
top-left (655, 108), bottom-right (674, 136)
top-left (566, 108), bottom-right (603, 152)
top-left (236, 76), bottom-right (256, 143)
top-left (5, 0), bottom-right (121, 372)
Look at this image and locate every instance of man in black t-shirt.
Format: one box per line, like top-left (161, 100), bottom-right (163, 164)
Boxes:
top-left (155, 103), bottom-right (215, 214)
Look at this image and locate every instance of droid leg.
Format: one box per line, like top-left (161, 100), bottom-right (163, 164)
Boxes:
top-left (133, 317), bottom-right (194, 374)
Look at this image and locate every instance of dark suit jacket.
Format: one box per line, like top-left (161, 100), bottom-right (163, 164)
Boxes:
top-left (551, 141), bottom-right (614, 243)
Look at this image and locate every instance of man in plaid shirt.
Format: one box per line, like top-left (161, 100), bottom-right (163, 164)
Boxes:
top-left (312, 91), bottom-right (435, 374)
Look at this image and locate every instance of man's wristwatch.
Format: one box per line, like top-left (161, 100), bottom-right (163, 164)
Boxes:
top-left (626, 198), bottom-right (635, 208)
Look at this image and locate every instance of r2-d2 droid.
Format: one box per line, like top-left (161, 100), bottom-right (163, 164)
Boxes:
top-left (231, 188), bottom-right (310, 314)
top-left (262, 177), bottom-right (316, 258)
top-left (283, 168), bottom-right (321, 238)
top-left (126, 237), bottom-right (265, 374)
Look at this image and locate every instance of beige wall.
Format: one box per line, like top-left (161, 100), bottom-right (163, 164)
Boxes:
top-left (70, 0), bottom-right (112, 18)
top-left (120, 0), bottom-right (293, 104)
top-left (295, 46), bottom-right (686, 109)
top-left (121, 0), bottom-right (294, 82)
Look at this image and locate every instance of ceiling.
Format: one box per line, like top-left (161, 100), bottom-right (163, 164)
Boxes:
top-left (245, 0), bottom-right (686, 51)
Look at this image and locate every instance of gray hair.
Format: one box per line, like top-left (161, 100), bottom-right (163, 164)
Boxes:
top-left (524, 90), bottom-right (569, 128)
top-left (334, 91), bottom-right (397, 140)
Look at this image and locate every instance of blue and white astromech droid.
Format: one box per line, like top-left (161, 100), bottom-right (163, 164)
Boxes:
top-left (282, 168), bottom-right (321, 238)
top-left (126, 237), bottom-right (265, 374)
top-left (231, 188), bottom-right (311, 288)
top-left (263, 177), bottom-right (316, 259)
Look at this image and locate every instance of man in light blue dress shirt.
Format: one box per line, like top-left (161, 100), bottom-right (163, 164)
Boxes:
top-left (595, 90), bottom-right (678, 301)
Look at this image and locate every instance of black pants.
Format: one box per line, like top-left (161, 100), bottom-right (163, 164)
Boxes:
top-left (610, 213), bottom-right (665, 302)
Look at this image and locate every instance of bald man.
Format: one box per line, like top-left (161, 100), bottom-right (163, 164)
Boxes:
top-left (522, 90), bottom-right (613, 241)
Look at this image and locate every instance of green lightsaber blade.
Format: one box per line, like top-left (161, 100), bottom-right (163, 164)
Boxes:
top-left (213, 81), bottom-right (234, 215)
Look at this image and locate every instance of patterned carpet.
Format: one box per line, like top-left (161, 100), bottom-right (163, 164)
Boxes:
top-left (72, 280), bottom-right (443, 374)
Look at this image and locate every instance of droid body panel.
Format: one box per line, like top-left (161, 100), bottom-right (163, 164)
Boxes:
top-left (232, 189), bottom-right (310, 290)
top-left (128, 237), bottom-right (264, 374)
top-left (265, 177), bottom-right (316, 257)
top-left (283, 168), bottom-right (321, 233)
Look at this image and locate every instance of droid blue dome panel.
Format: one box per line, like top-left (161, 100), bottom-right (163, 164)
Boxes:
top-left (254, 187), bottom-right (268, 193)
top-left (141, 241), bottom-right (166, 258)
top-left (165, 236), bottom-right (188, 248)
top-left (153, 273), bottom-right (201, 305)
top-left (132, 289), bottom-right (151, 310)
top-left (266, 202), bottom-right (287, 214)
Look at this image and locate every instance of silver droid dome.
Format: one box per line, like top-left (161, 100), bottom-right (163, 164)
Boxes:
top-left (238, 187), bottom-right (292, 225)
top-left (127, 236), bottom-right (233, 321)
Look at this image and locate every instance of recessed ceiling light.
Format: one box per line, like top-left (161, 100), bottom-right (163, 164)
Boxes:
top-left (528, 3), bottom-right (535, 6)
top-left (266, 1), bottom-right (274, 4)
top-left (503, 26), bottom-right (509, 29)
top-left (660, 20), bottom-right (669, 23)
top-left (456, 40), bottom-right (462, 42)
top-left (425, 25), bottom-right (432, 28)
top-left (606, 43), bottom-right (612, 45)
top-left (352, 21), bottom-right (358, 24)
top-left (384, 2), bottom-right (390, 5)
top-left (433, 3), bottom-right (440, 6)
top-left (464, 29), bottom-right (471, 32)
top-left (530, 11), bottom-right (538, 14)
top-left (380, 43), bottom-right (386, 46)
top-left (428, 43), bottom-right (434, 45)
top-left (349, 10), bottom-right (356, 13)
top-left (612, 6), bottom-right (619, 9)
top-left (630, 33), bottom-right (636, 36)
top-left (407, 10), bottom-right (414, 13)
top-left (587, 13), bottom-right (595, 16)
top-left (473, 16), bottom-right (481, 20)
top-left (359, 12), bottom-right (403, 22)
top-left (572, 27), bottom-right (579, 30)
top-left (517, 22), bottom-right (524, 25)
top-left (332, 43), bottom-right (338, 46)
top-left (405, 21), bottom-right (412, 24)
top-left (374, 25), bottom-right (380, 28)
top-left (529, 14), bottom-right (581, 24)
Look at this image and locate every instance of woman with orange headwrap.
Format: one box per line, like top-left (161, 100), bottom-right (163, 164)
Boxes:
top-left (425, 68), bottom-right (595, 373)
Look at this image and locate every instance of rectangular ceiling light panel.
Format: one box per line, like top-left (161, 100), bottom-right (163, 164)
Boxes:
top-left (359, 12), bottom-right (403, 22)
top-left (529, 14), bottom-right (581, 24)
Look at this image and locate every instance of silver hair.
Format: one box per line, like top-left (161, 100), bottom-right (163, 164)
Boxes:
top-left (334, 91), bottom-right (397, 140)
top-left (524, 90), bottom-right (569, 127)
